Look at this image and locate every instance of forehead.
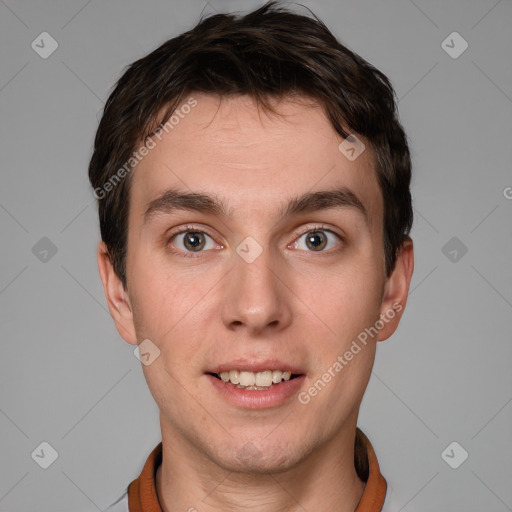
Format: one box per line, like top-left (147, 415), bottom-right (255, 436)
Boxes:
top-left (129, 93), bottom-right (382, 227)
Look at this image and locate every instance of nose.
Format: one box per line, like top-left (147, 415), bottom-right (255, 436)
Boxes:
top-left (220, 245), bottom-right (292, 336)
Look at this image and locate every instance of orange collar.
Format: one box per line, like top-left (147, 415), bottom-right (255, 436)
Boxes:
top-left (128, 428), bottom-right (386, 511)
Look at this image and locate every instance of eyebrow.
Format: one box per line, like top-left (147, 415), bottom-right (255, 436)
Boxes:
top-left (144, 189), bottom-right (226, 223)
top-left (282, 187), bottom-right (368, 221)
top-left (144, 186), bottom-right (368, 224)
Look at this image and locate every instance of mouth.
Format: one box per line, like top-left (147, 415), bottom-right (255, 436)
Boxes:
top-left (206, 361), bottom-right (306, 409)
top-left (208, 370), bottom-right (301, 391)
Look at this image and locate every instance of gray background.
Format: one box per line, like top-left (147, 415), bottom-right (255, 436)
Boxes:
top-left (1, 0), bottom-right (511, 511)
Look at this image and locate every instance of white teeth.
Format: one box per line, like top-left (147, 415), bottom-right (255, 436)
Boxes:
top-left (255, 371), bottom-right (273, 387)
top-left (216, 369), bottom-right (295, 387)
top-left (239, 371), bottom-right (256, 386)
top-left (237, 385), bottom-right (270, 390)
top-left (272, 370), bottom-right (283, 383)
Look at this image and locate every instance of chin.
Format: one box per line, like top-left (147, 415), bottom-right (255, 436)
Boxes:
top-left (212, 437), bottom-right (311, 475)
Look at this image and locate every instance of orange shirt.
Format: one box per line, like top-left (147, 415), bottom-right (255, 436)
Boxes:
top-left (127, 428), bottom-right (386, 512)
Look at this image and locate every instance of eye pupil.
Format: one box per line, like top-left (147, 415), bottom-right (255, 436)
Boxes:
top-left (184, 232), bottom-right (205, 251)
top-left (306, 231), bottom-right (327, 251)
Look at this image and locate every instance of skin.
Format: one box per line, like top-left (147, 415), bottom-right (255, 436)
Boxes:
top-left (98, 93), bottom-right (414, 512)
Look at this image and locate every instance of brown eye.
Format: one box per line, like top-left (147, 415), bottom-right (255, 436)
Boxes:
top-left (292, 228), bottom-right (341, 253)
top-left (170, 230), bottom-right (217, 254)
top-left (305, 231), bottom-right (327, 251)
top-left (182, 232), bottom-right (206, 251)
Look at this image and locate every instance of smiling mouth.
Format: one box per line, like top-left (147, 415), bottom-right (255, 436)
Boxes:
top-left (209, 370), bottom-right (301, 390)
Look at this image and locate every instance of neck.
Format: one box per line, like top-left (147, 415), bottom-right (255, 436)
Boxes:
top-left (156, 422), bottom-right (366, 512)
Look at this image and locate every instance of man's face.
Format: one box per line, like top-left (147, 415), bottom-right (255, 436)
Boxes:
top-left (110, 93), bottom-right (405, 472)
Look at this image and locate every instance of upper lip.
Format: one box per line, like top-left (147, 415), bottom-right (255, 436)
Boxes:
top-left (208, 359), bottom-right (305, 375)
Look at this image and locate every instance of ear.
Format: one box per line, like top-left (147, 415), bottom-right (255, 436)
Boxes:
top-left (97, 241), bottom-right (138, 345)
top-left (377, 237), bottom-right (414, 342)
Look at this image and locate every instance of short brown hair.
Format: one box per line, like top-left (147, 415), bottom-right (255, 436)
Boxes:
top-left (89, 1), bottom-right (412, 287)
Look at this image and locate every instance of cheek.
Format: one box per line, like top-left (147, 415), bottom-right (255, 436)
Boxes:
top-left (301, 263), bottom-right (384, 334)
top-left (128, 266), bottom-right (212, 380)
top-left (127, 252), bottom-right (201, 337)
top-left (297, 265), bottom-right (384, 396)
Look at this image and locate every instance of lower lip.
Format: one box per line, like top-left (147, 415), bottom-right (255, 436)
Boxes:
top-left (207, 374), bottom-right (306, 409)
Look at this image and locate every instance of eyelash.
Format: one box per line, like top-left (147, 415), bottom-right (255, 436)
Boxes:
top-left (166, 224), bottom-right (220, 259)
top-left (166, 224), bottom-right (343, 258)
top-left (290, 225), bottom-right (343, 254)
